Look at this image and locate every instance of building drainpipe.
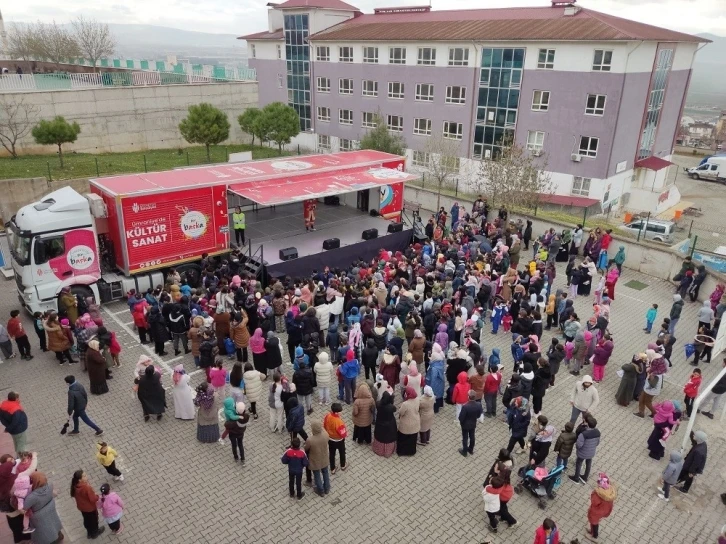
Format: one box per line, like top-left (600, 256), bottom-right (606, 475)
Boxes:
top-left (466, 41), bottom-right (480, 162)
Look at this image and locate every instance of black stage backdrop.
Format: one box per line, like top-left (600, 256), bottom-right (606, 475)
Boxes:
top-left (266, 228), bottom-right (413, 279)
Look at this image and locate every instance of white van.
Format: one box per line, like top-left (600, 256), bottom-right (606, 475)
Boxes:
top-left (686, 156), bottom-right (726, 183)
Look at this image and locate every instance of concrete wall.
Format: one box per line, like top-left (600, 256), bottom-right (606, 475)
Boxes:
top-left (403, 184), bottom-right (726, 296)
top-left (2, 81), bottom-right (258, 156)
top-left (0, 177), bottom-right (90, 225)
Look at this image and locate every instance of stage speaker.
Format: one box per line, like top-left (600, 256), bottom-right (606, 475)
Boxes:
top-left (387, 222), bottom-right (404, 233)
top-left (279, 247), bottom-right (298, 261)
top-left (362, 228), bottom-right (378, 240)
top-left (323, 238), bottom-right (340, 250)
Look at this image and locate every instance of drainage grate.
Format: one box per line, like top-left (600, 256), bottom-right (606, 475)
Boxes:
top-left (624, 280), bottom-right (649, 291)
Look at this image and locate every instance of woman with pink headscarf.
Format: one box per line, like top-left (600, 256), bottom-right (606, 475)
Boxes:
top-left (249, 328), bottom-right (267, 373)
top-left (172, 364), bottom-right (195, 420)
top-left (605, 265), bottom-right (619, 301)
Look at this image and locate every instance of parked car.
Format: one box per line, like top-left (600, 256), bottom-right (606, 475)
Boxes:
top-left (618, 219), bottom-right (676, 244)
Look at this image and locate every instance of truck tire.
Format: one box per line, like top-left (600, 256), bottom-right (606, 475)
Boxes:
top-left (177, 263), bottom-right (202, 288)
top-left (71, 285), bottom-right (94, 303)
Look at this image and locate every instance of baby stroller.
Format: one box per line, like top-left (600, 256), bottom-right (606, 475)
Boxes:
top-left (514, 464), bottom-right (565, 509)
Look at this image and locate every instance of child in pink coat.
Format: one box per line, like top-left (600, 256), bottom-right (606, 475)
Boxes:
top-left (11, 452), bottom-right (37, 534)
top-left (97, 483), bottom-right (124, 535)
top-left (209, 358), bottom-right (228, 398)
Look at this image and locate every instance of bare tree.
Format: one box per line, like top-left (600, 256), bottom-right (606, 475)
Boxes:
top-left (33, 21), bottom-right (79, 68)
top-left (473, 140), bottom-right (554, 210)
top-left (0, 95), bottom-right (40, 158)
top-left (72, 16), bottom-right (116, 70)
top-left (420, 134), bottom-right (465, 210)
top-left (7, 23), bottom-right (39, 62)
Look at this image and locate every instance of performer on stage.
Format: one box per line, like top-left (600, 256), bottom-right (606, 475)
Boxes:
top-left (304, 200), bottom-right (317, 232)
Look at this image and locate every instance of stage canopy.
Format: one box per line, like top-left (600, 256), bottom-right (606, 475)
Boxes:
top-left (228, 167), bottom-right (419, 205)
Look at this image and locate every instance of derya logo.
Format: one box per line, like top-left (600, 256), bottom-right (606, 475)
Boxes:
top-left (67, 245), bottom-right (95, 270)
top-left (180, 211), bottom-right (207, 239)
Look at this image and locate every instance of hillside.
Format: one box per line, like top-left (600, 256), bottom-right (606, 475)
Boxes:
top-left (688, 33), bottom-right (726, 108)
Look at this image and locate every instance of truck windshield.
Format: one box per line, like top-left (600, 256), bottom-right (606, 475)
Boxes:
top-left (6, 222), bottom-right (31, 266)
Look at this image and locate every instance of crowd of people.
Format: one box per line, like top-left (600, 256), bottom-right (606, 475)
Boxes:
top-left (2, 198), bottom-right (725, 543)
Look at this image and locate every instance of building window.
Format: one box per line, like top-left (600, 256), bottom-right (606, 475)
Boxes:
top-left (278, 74), bottom-right (283, 88)
top-left (388, 81), bottom-right (405, 99)
top-left (592, 50), bottom-right (613, 71)
top-left (537, 48), bottom-right (555, 69)
top-left (340, 138), bottom-right (356, 151)
top-left (339, 109), bottom-right (353, 125)
top-left (579, 136), bottom-right (599, 158)
top-left (638, 48), bottom-right (673, 159)
top-left (441, 156), bottom-right (460, 173)
top-left (316, 46), bottom-right (330, 62)
top-left (339, 78), bottom-right (353, 95)
top-left (339, 46), bottom-right (353, 62)
top-left (387, 114), bottom-right (404, 132)
top-left (363, 46), bottom-right (379, 63)
top-left (415, 83), bottom-right (434, 102)
top-left (318, 134), bottom-right (331, 150)
top-left (572, 176), bottom-right (591, 196)
top-left (448, 47), bottom-right (469, 66)
top-left (251, 44), bottom-right (256, 58)
top-left (362, 111), bottom-right (376, 128)
top-left (473, 47), bottom-right (524, 160)
top-left (316, 76), bottom-right (330, 93)
top-left (413, 118), bottom-right (432, 136)
top-left (443, 121), bottom-right (463, 140)
top-left (362, 80), bottom-right (378, 97)
top-left (526, 130), bottom-right (545, 152)
top-left (317, 106), bottom-right (330, 122)
top-left (446, 86), bottom-right (466, 104)
top-left (283, 14), bottom-right (311, 131)
top-left (532, 90), bottom-right (550, 111)
top-left (585, 94), bottom-right (606, 116)
top-left (412, 151), bottom-right (431, 167)
top-left (417, 47), bottom-right (436, 66)
top-left (389, 47), bottom-right (406, 65)
top-left (277, 44), bottom-right (282, 59)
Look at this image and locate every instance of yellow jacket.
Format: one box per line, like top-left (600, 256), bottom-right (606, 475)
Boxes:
top-left (96, 444), bottom-right (118, 467)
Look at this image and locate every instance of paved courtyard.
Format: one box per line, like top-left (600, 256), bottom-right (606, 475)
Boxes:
top-left (1, 259), bottom-right (725, 544)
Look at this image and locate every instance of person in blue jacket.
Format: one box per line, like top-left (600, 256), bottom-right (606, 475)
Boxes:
top-left (285, 396), bottom-right (307, 442)
top-left (346, 307), bottom-right (361, 328)
top-left (281, 437), bottom-right (309, 500)
top-left (340, 349), bottom-right (360, 405)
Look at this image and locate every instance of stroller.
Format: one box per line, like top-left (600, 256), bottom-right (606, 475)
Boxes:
top-left (514, 464), bottom-right (565, 509)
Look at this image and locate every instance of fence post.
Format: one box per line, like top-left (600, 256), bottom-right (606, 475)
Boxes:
top-left (297, 144), bottom-right (300, 155)
top-left (534, 203), bottom-right (538, 217)
top-left (455, 178), bottom-right (459, 197)
top-left (47, 162), bottom-right (52, 182)
top-left (186, 152), bottom-right (190, 166)
top-left (225, 147), bottom-right (229, 162)
top-left (143, 155), bottom-right (147, 173)
top-left (690, 235), bottom-right (698, 258)
top-left (95, 157), bottom-right (100, 177)
top-left (583, 207), bottom-right (588, 228)
top-left (688, 220), bottom-right (693, 239)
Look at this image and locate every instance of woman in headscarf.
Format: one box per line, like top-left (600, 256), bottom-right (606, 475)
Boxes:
top-left (352, 382), bottom-right (375, 445)
top-left (75, 314), bottom-right (98, 371)
top-left (426, 342), bottom-right (446, 413)
top-left (397, 387), bottom-right (420, 456)
top-left (20, 472), bottom-right (63, 544)
top-left (418, 386), bottom-right (435, 445)
top-left (147, 306), bottom-right (168, 356)
top-left (194, 382), bottom-right (220, 443)
top-left (647, 400), bottom-right (681, 460)
top-left (172, 364), bottom-right (195, 420)
top-left (388, 327), bottom-right (405, 360)
top-left (677, 430), bottom-right (708, 494)
top-left (632, 349), bottom-right (649, 402)
top-left (86, 340), bottom-right (108, 395)
top-left (265, 331), bottom-right (282, 376)
top-left (249, 328), bottom-right (267, 374)
top-left (587, 473), bottom-right (617, 540)
top-left (136, 364), bottom-right (166, 421)
top-left (605, 264), bottom-right (620, 301)
top-left (372, 392), bottom-right (397, 458)
top-left (615, 353), bottom-right (645, 407)
top-left (407, 329), bottom-right (426, 366)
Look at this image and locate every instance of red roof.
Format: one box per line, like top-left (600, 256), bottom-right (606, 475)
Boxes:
top-left (538, 193), bottom-right (600, 208)
top-left (238, 29), bottom-right (284, 40)
top-left (635, 156), bottom-right (674, 172)
top-left (229, 166), bottom-right (418, 205)
top-left (275, 0), bottom-right (359, 10)
top-left (310, 6), bottom-right (707, 42)
top-left (90, 150), bottom-right (404, 197)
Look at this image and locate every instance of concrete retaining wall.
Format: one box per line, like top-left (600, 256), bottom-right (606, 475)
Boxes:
top-left (0, 178), bottom-right (90, 225)
top-left (404, 185), bottom-right (726, 299)
top-left (1, 82), bottom-right (258, 156)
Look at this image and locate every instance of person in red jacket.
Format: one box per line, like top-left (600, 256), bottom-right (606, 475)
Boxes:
top-left (7, 310), bottom-right (33, 360)
top-left (451, 371), bottom-right (470, 419)
top-left (533, 518), bottom-right (560, 544)
top-left (586, 473), bottom-right (616, 540)
top-left (683, 368), bottom-right (702, 419)
top-left (483, 364), bottom-right (502, 418)
top-left (132, 303), bottom-right (149, 345)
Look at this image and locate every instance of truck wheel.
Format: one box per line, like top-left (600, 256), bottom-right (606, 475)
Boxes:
top-left (177, 263), bottom-right (202, 288)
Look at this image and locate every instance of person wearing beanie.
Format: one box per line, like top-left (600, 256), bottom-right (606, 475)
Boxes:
top-left (506, 397), bottom-right (531, 454)
top-left (668, 294), bottom-right (683, 335)
top-left (586, 472), bottom-right (616, 540)
top-left (676, 430), bottom-right (708, 493)
top-left (224, 401), bottom-right (249, 463)
top-left (658, 450), bottom-right (683, 501)
top-left (281, 437), bottom-right (309, 500)
top-left (323, 403), bottom-right (348, 472)
top-left (483, 364), bottom-right (502, 418)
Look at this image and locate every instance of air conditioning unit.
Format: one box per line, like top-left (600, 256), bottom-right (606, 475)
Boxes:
top-left (532, 150), bottom-right (542, 157)
top-left (571, 153), bottom-right (582, 162)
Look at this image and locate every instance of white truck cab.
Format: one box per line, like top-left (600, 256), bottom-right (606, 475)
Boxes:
top-left (686, 156), bottom-right (726, 183)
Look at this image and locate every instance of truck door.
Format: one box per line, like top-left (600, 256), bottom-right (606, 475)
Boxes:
top-left (32, 235), bottom-right (68, 304)
top-left (705, 163), bottom-right (719, 181)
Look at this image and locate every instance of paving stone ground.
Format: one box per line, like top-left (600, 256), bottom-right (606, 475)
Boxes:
top-left (1, 259), bottom-right (724, 544)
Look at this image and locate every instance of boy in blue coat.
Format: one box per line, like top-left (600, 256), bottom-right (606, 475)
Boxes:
top-left (644, 303), bottom-right (658, 334)
top-left (281, 437), bottom-right (309, 500)
top-left (510, 335), bottom-right (524, 371)
top-left (340, 349), bottom-right (360, 404)
top-left (491, 298), bottom-right (506, 334)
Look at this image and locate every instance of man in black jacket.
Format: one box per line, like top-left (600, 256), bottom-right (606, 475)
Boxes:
top-left (676, 430), bottom-right (708, 493)
top-left (65, 376), bottom-right (103, 436)
top-left (168, 300), bottom-right (191, 356)
top-left (459, 390), bottom-right (483, 457)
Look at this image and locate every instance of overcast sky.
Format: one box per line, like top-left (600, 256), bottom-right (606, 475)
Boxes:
top-left (3, 0), bottom-right (725, 37)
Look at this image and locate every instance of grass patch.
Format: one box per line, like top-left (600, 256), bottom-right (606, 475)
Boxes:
top-left (624, 280), bottom-right (649, 291)
top-left (0, 144), bottom-right (292, 181)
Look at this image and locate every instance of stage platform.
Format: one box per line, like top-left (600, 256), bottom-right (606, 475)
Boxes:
top-left (241, 202), bottom-right (412, 277)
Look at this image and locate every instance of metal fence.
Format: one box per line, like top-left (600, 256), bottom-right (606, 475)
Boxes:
top-left (0, 69), bottom-right (256, 93)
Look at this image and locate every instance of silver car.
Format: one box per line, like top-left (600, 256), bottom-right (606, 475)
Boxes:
top-left (618, 219), bottom-right (675, 243)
